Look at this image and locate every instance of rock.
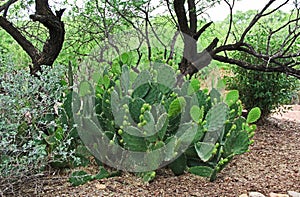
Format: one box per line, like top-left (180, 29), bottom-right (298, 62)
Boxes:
top-left (269, 192), bottom-right (289, 197)
top-left (288, 191), bottom-right (300, 197)
top-left (239, 194), bottom-right (248, 197)
top-left (95, 183), bottom-right (106, 190)
top-left (249, 192), bottom-right (266, 197)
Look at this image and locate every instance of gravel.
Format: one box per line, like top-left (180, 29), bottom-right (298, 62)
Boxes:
top-left (1, 110), bottom-right (299, 197)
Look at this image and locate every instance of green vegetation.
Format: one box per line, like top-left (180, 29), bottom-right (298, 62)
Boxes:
top-left (226, 10), bottom-right (300, 119)
top-left (0, 0), bottom-right (299, 186)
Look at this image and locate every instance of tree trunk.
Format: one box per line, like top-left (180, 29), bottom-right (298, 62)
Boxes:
top-left (0, 0), bottom-right (65, 75)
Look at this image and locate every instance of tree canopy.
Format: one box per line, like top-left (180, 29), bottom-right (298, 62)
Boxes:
top-left (0, 0), bottom-right (300, 78)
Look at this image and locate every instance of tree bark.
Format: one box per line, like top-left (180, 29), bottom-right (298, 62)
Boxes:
top-left (173, 0), bottom-right (218, 78)
top-left (0, 0), bottom-right (65, 75)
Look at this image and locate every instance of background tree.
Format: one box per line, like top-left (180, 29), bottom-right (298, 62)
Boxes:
top-left (0, 0), bottom-right (65, 75)
top-left (170, 0), bottom-right (300, 78)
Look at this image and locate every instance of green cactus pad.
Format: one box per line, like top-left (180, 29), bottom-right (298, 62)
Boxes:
top-left (195, 142), bottom-right (215, 162)
top-left (224, 130), bottom-right (250, 157)
top-left (247, 107), bottom-right (261, 123)
top-left (225, 90), bottom-right (239, 107)
top-left (168, 154), bottom-right (187, 176)
top-left (188, 166), bottom-right (213, 178)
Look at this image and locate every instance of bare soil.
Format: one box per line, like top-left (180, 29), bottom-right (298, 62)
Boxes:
top-left (1, 106), bottom-right (300, 197)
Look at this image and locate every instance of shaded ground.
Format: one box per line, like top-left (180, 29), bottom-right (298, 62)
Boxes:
top-left (1, 106), bottom-right (299, 197)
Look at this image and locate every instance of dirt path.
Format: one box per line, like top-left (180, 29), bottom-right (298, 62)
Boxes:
top-left (272, 105), bottom-right (300, 123)
top-left (1, 107), bottom-right (300, 197)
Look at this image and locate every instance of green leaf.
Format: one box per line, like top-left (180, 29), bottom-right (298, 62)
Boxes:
top-left (132, 70), bottom-right (151, 90)
top-left (69, 171), bottom-right (93, 186)
top-left (168, 97), bottom-right (186, 117)
top-left (136, 171), bottom-right (156, 182)
top-left (205, 102), bottom-right (228, 132)
top-left (155, 64), bottom-right (176, 88)
top-left (120, 52), bottom-right (130, 65)
top-left (168, 154), bottom-right (187, 176)
top-left (188, 166), bottom-right (213, 178)
top-left (188, 78), bottom-right (200, 95)
top-left (103, 75), bottom-right (110, 89)
top-left (190, 105), bottom-right (204, 123)
top-left (112, 62), bottom-right (121, 75)
top-left (224, 130), bottom-right (250, 157)
top-left (121, 66), bottom-right (130, 94)
top-left (246, 107), bottom-right (261, 123)
top-left (190, 78), bottom-right (200, 91)
top-left (94, 167), bottom-right (110, 180)
top-left (225, 90), bottom-right (239, 107)
top-left (79, 81), bottom-right (93, 97)
top-left (194, 142), bottom-right (215, 162)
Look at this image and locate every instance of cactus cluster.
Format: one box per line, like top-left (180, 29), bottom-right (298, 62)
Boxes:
top-left (75, 64), bottom-right (261, 182)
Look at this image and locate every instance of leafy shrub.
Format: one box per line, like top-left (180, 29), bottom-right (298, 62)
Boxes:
top-left (0, 59), bottom-right (85, 179)
top-left (226, 67), bottom-right (299, 119)
top-left (225, 14), bottom-right (300, 120)
top-left (74, 61), bottom-right (260, 182)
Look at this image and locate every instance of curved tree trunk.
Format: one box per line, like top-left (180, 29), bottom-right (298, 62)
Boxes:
top-left (0, 0), bottom-right (65, 75)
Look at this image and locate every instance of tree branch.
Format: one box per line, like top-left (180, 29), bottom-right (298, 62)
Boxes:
top-left (0, 16), bottom-right (39, 60)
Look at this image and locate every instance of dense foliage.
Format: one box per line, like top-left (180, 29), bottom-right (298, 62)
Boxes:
top-left (0, 57), bottom-right (89, 178)
top-left (226, 11), bottom-right (300, 119)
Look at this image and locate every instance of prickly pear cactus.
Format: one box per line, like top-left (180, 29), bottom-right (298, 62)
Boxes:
top-left (75, 63), bottom-right (260, 182)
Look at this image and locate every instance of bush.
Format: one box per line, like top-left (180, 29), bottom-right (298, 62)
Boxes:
top-left (226, 67), bottom-right (299, 119)
top-left (73, 60), bottom-right (260, 182)
top-left (0, 58), bottom-right (85, 179)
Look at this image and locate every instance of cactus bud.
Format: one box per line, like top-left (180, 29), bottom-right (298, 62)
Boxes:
top-left (118, 129), bottom-right (123, 135)
top-left (138, 123), bottom-right (143, 128)
top-left (230, 109), bottom-right (236, 114)
top-left (109, 140), bottom-right (114, 145)
top-left (119, 139), bottom-right (124, 143)
top-left (226, 132), bottom-right (231, 137)
top-left (212, 148), bottom-right (218, 155)
top-left (142, 120), bottom-right (147, 126)
top-left (213, 98), bottom-right (218, 104)
top-left (251, 125), bottom-right (257, 131)
top-left (249, 131), bottom-right (255, 138)
top-left (139, 114), bottom-right (144, 121)
top-left (231, 124), bottom-right (237, 130)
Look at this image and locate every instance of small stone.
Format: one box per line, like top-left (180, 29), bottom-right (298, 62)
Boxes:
top-left (95, 183), bottom-right (106, 190)
top-left (239, 194), bottom-right (248, 197)
top-left (288, 191), bottom-right (300, 197)
top-left (269, 192), bottom-right (289, 197)
top-left (249, 192), bottom-right (266, 197)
